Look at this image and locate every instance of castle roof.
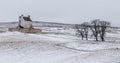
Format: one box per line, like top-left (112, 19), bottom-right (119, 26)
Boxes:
top-left (23, 17), bottom-right (32, 21)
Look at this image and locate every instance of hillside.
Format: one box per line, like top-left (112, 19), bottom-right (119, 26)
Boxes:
top-left (0, 21), bottom-right (74, 28)
top-left (0, 22), bottom-right (120, 63)
top-left (0, 30), bottom-right (120, 63)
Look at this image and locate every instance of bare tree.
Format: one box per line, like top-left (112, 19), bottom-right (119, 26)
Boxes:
top-left (75, 22), bottom-right (90, 40)
top-left (91, 19), bottom-right (111, 41)
top-left (81, 22), bottom-right (90, 40)
top-left (75, 25), bottom-right (84, 40)
top-left (91, 19), bottom-right (101, 41)
top-left (99, 21), bottom-right (111, 41)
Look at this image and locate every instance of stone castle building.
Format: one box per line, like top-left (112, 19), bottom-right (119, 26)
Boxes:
top-left (18, 15), bottom-right (33, 29)
top-left (9, 15), bottom-right (42, 33)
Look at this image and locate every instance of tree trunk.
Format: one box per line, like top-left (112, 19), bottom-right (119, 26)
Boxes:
top-left (95, 35), bottom-right (98, 41)
top-left (86, 34), bottom-right (88, 40)
top-left (101, 37), bottom-right (105, 41)
top-left (101, 35), bottom-right (105, 41)
top-left (82, 35), bottom-right (84, 40)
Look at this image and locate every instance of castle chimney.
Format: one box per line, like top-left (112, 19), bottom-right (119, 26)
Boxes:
top-left (21, 14), bottom-right (24, 16)
top-left (28, 15), bottom-right (30, 18)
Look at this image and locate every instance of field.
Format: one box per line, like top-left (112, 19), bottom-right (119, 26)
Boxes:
top-left (0, 27), bottom-right (120, 63)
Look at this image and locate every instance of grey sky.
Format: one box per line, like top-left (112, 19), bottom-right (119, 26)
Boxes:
top-left (0, 0), bottom-right (120, 26)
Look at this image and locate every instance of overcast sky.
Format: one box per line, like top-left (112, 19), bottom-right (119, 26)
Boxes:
top-left (0, 0), bottom-right (120, 26)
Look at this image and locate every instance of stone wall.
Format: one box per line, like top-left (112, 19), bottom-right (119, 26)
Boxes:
top-left (8, 28), bottom-right (42, 33)
top-left (19, 15), bottom-right (32, 28)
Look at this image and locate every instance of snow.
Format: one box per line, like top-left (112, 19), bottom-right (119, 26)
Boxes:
top-left (65, 41), bottom-right (120, 51)
top-left (62, 48), bottom-right (120, 63)
top-left (0, 27), bottom-right (120, 63)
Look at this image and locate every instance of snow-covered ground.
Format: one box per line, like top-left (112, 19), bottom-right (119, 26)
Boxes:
top-left (0, 27), bottom-right (120, 63)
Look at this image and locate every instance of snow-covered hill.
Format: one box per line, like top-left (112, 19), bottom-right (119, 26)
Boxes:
top-left (0, 21), bottom-right (120, 63)
top-left (0, 31), bottom-right (120, 63)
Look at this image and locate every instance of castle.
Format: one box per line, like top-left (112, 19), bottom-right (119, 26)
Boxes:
top-left (9, 15), bottom-right (42, 33)
top-left (18, 15), bottom-right (33, 29)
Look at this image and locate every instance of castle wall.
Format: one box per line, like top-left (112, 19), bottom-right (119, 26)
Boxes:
top-left (19, 16), bottom-right (32, 29)
top-left (9, 28), bottom-right (42, 33)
